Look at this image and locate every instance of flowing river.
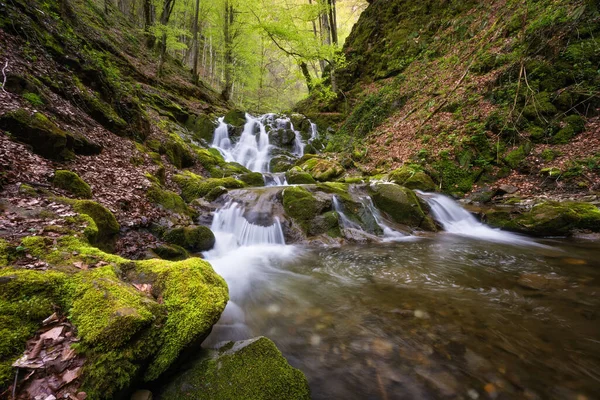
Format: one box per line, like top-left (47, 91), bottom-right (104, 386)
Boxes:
top-left (200, 114), bottom-right (600, 400)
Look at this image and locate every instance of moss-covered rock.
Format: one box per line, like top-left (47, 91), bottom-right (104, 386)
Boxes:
top-left (0, 236), bottom-right (228, 397)
top-left (186, 114), bottom-right (217, 143)
top-left (153, 244), bottom-right (189, 261)
top-left (160, 134), bottom-right (195, 169)
top-left (0, 109), bottom-right (71, 160)
top-left (298, 157), bottom-right (344, 182)
top-left (159, 336), bottom-right (310, 400)
top-left (73, 200), bottom-right (120, 241)
top-left (486, 201), bottom-right (600, 236)
top-left (389, 166), bottom-right (436, 191)
top-left (270, 154), bottom-right (297, 173)
top-left (282, 186), bottom-right (328, 232)
top-left (371, 183), bottom-right (436, 231)
top-left (147, 184), bottom-right (196, 217)
top-left (239, 172), bottom-right (265, 186)
top-left (174, 171), bottom-right (245, 201)
top-left (53, 170), bottom-right (92, 198)
top-left (223, 109), bottom-right (246, 127)
top-left (196, 148), bottom-right (250, 177)
top-left (205, 186), bottom-right (228, 202)
top-left (163, 226), bottom-right (216, 252)
top-left (285, 167), bottom-right (317, 185)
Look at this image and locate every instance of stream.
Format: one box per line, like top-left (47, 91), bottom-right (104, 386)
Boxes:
top-left (200, 114), bottom-right (600, 399)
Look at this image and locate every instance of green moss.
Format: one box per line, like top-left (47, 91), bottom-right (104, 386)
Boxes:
top-left (239, 172), bottom-right (265, 186)
top-left (186, 115), bottom-right (217, 142)
top-left (504, 143), bottom-right (532, 169)
top-left (431, 158), bottom-right (477, 194)
top-left (0, 268), bottom-right (66, 389)
top-left (389, 166), bottom-right (436, 191)
top-left (0, 109), bottom-right (71, 160)
top-left (53, 170), bottom-right (92, 198)
top-left (552, 126), bottom-right (574, 144)
top-left (282, 186), bottom-right (322, 230)
top-left (196, 148), bottom-right (250, 177)
top-left (153, 244), bottom-right (188, 261)
top-left (205, 186), bottom-right (228, 202)
top-left (540, 148), bottom-right (560, 161)
top-left (18, 183), bottom-right (38, 196)
top-left (73, 200), bottom-right (120, 240)
top-left (371, 183), bottom-right (435, 231)
top-left (23, 92), bottom-right (44, 107)
top-left (147, 185), bottom-right (196, 217)
top-left (223, 109), bottom-right (246, 126)
top-left (160, 134), bottom-right (195, 169)
top-left (163, 226), bottom-right (216, 252)
top-left (285, 168), bottom-right (317, 184)
top-left (298, 157), bottom-right (345, 182)
top-left (486, 201), bottom-right (600, 236)
top-left (540, 167), bottom-right (562, 178)
top-left (136, 257), bottom-right (228, 380)
top-left (159, 336), bottom-right (310, 400)
top-left (173, 171), bottom-right (245, 201)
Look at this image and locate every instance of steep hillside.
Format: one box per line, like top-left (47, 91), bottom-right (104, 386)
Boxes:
top-left (300, 0), bottom-right (600, 197)
top-left (0, 0), bottom-right (232, 255)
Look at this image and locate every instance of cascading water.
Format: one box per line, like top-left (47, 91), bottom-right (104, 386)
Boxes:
top-left (332, 195), bottom-right (362, 230)
top-left (419, 192), bottom-right (544, 246)
top-left (361, 196), bottom-right (412, 241)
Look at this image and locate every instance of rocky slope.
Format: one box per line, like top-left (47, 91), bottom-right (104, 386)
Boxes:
top-left (299, 0), bottom-right (600, 200)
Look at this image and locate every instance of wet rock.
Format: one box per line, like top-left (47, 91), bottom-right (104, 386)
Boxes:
top-left (159, 337), bottom-right (310, 400)
top-left (162, 226), bottom-right (216, 252)
top-left (467, 186), bottom-right (498, 204)
top-left (270, 153), bottom-right (297, 173)
top-left (185, 114), bottom-right (217, 143)
top-left (297, 157), bottom-right (345, 182)
top-left (389, 166), bottom-right (436, 192)
top-left (371, 183), bottom-right (436, 231)
top-left (223, 109), bottom-right (246, 127)
top-left (498, 184), bottom-right (518, 195)
top-left (286, 167), bottom-right (317, 185)
top-left (517, 273), bottom-right (569, 290)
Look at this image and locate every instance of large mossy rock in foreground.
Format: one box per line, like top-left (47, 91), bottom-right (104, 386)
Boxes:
top-left (160, 337), bottom-right (311, 400)
top-left (53, 170), bottom-right (92, 198)
top-left (371, 183), bottom-right (436, 231)
top-left (163, 226), bottom-right (216, 252)
top-left (485, 201), bottom-right (600, 236)
top-left (0, 236), bottom-right (228, 398)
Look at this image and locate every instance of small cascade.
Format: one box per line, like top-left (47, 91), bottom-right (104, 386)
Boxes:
top-left (361, 197), bottom-right (409, 241)
top-left (418, 192), bottom-right (541, 245)
top-left (332, 195), bottom-right (362, 230)
top-left (207, 201), bottom-right (285, 255)
top-left (309, 122), bottom-right (318, 141)
top-left (263, 173), bottom-right (288, 187)
top-left (290, 121), bottom-right (305, 157)
top-left (212, 114), bottom-right (271, 172)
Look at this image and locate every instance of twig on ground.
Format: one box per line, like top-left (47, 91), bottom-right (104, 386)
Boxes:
top-left (1, 60), bottom-right (8, 93)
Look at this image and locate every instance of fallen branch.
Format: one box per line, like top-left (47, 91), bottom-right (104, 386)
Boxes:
top-left (1, 60), bottom-right (8, 93)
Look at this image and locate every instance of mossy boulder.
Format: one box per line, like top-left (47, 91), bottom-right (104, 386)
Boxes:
top-left (160, 134), bottom-right (195, 169)
top-left (186, 114), bottom-right (217, 143)
top-left (371, 183), bottom-right (436, 231)
top-left (223, 109), bottom-right (246, 127)
top-left (159, 336), bottom-right (310, 400)
top-left (282, 186), bottom-right (328, 231)
top-left (0, 109), bottom-right (71, 160)
top-left (163, 226), bottom-right (216, 252)
top-left (270, 154), bottom-right (297, 173)
top-left (174, 171), bottom-right (245, 201)
top-left (53, 170), bottom-right (92, 198)
top-left (239, 172), bottom-right (265, 186)
top-left (153, 244), bottom-right (189, 261)
top-left (389, 166), bottom-right (436, 191)
top-left (0, 236), bottom-right (228, 397)
top-left (286, 168), bottom-right (317, 185)
top-left (298, 157), bottom-right (344, 182)
top-left (147, 184), bottom-right (196, 217)
top-left (73, 200), bottom-right (120, 241)
top-left (486, 201), bottom-right (600, 236)
top-left (196, 148), bottom-right (250, 177)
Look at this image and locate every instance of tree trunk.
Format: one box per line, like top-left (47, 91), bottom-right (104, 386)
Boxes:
top-left (328, 0), bottom-right (338, 46)
top-left (157, 0), bottom-right (176, 78)
top-left (144, 0), bottom-right (154, 47)
top-left (191, 0), bottom-right (201, 84)
top-left (300, 61), bottom-right (313, 92)
top-left (222, 0), bottom-right (234, 101)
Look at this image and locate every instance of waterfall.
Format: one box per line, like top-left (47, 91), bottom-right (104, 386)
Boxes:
top-left (418, 192), bottom-right (542, 245)
top-left (264, 173), bottom-right (288, 187)
top-left (361, 197), bottom-right (410, 241)
top-left (290, 121), bottom-right (305, 157)
top-left (332, 195), bottom-right (362, 230)
top-left (212, 114), bottom-right (271, 172)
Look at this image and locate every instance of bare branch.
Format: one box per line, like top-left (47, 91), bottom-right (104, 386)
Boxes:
top-left (1, 60), bottom-right (8, 93)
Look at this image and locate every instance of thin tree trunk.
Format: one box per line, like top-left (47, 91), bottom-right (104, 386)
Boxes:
top-left (144, 0), bottom-right (153, 46)
top-left (157, 0), bottom-right (176, 77)
top-left (191, 0), bottom-right (201, 84)
top-left (222, 0), bottom-right (234, 101)
top-left (300, 61), bottom-right (313, 92)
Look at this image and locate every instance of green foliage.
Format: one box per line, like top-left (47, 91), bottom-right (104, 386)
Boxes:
top-left (22, 92), bottom-right (44, 107)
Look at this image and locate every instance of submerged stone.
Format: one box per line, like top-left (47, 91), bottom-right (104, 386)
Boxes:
top-left (159, 336), bottom-right (310, 400)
